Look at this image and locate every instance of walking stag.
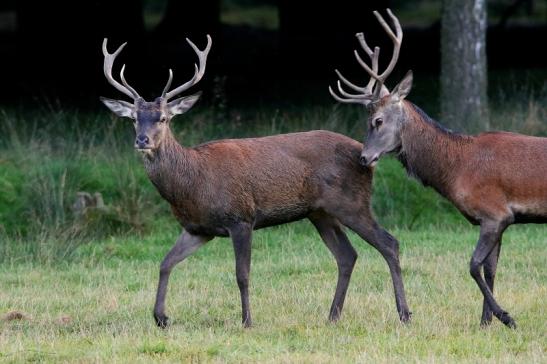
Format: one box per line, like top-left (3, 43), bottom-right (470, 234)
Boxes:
top-left (100, 35), bottom-right (411, 328)
top-left (330, 9), bottom-right (547, 328)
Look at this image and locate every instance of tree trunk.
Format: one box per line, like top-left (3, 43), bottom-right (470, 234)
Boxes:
top-left (441, 0), bottom-right (488, 131)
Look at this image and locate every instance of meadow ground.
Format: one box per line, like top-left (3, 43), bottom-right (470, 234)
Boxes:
top-left (0, 222), bottom-right (545, 363)
top-left (0, 82), bottom-right (546, 362)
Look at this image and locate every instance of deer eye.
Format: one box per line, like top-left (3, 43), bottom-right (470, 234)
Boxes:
top-left (374, 118), bottom-right (383, 128)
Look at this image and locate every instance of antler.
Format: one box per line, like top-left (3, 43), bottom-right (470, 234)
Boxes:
top-left (329, 9), bottom-right (403, 105)
top-left (162, 35), bottom-right (212, 100)
top-left (102, 39), bottom-right (141, 100)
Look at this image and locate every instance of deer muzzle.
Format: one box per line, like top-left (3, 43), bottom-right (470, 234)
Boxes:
top-left (360, 152), bottom-right (379, 168)
top-left (135, 134), bottom-right (151, 150)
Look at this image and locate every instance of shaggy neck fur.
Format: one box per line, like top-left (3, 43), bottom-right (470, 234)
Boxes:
top-left (397, 102), bottom-right (473, 198)
top-left (142, 128), bottom-right (202, 204)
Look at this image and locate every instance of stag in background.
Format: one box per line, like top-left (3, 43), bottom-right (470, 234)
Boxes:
top-left (330, 9), bottom-right (547, 329)
top-left (100, 35), bottom-right (411, 328)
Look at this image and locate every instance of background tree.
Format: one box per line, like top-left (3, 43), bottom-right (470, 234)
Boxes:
top-left (441, 0), bottom-right (488, 131)
top-left (154, 0), bottom-right (220, 40)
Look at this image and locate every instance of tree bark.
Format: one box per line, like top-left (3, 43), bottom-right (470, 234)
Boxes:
top-left (441, 0), bottom-right (488, 131)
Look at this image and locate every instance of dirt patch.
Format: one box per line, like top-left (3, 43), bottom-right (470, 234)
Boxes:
top-left (56, 315), bottom-right (72, 325)
top-left (2, 311), bottom-right (29, 321)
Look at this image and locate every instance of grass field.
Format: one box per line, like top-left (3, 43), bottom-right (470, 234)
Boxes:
top-left (1, 223), bottom-right (545, 362)
top-left (0, 85), bottom-right (546, 362)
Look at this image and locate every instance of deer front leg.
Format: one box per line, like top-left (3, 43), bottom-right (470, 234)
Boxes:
top-left (153, 231), bottom-right (211, 328)
top-left (470, 221), bottom-right (515, 328)
top-left (229, 223), bottom-right (253, 328)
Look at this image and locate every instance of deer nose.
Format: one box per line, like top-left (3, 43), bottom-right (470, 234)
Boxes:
top-left (135, 135), bottom-right (150, 148)
top-left (359, 155), bottom-right (368, 167)
top-left (360, 153), bottom-right (379, 168)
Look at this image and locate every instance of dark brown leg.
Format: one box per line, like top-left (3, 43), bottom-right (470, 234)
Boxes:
top-left (340, 213), bottom-right (411, 323)
top-left (229, 223), bottom-right (253, 328)
top-left (470, 221), bottom-right (515, 328)
top-left (153, 231), bottom-right (212, 328)
top-left (309, 216), bottom-right (358, 322)
top-left (481, 241), bottom-right (501, 326)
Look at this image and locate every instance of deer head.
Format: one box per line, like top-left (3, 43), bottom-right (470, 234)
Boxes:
top-left (329, 9), bottom-right (413, 167)
top-left (100, 35), bottom-right (212, 154)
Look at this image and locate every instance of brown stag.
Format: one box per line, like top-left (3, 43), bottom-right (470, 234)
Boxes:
top-left (330, 9), bottom-right (547, 328)
top-left (99, 35), bottom-right (411, 328)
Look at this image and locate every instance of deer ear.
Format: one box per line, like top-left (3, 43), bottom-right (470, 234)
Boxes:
top-left (100, 97), bottom-right (135, 118)
top-left (391, 70), bottom-right (413, 102)
top-left (167, 92), bottom-right (202, 116)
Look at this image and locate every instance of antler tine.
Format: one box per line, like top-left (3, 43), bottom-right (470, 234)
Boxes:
top-left (337, 81), bottom-right (374, 99)
top-left (119, 64), bottom-right (142, 99)
top-left (161, 69), bottom-right (173, 98)
top-left (355, 33), bottom-right (383, 92)
top-left (356, 32), bottom-right (373, 57)
top-left (373, 9), bottom-right (403, 82)
top-left (364, 46), bottom-right (380, 91)
top-left (328, 86), bottom-right (371, 105)
top-left (330, 9), bottom-right (402, 105)
top-left (368, 46), bottom-right (390, 97)
top-left (165, 34), bottom-right (212, 100)
top-left (335, 69), bottom-right (367, 92)
top-left (102, 38), bottom-right (140, 100)
top-left (329, 36), bottom-right (381, 104)
top-left (354, 49), bottom-right (381, 82)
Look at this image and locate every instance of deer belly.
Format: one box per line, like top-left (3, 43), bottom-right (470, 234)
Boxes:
top-left (253, 204), bottom-right (310, 229)
top-left (170, 205), bottom-right (230, 237)
top-left (509, 200), bottom-right (547, 224)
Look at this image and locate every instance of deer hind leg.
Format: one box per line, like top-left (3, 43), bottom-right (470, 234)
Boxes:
top-left (470, 221), bottom-right (515, 328)
top-left (309, 215), bottom-right (358, 322)
top-left (340, 212), bottom-right (411, 323)
top-left (480, 241), bottom-right (501, 327)
top-left (229, 222), bottom-right (253, 328)
top-left (153, 231), bottom-right (212, 328)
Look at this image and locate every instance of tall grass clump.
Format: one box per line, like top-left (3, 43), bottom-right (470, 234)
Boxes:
top-left (0, 108), bottom-right (165, 263)
top-left (489, 77), bottom-right (547, 136)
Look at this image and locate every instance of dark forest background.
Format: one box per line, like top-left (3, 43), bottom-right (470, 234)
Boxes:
top-left (0, 0), bottom-right (546, 109)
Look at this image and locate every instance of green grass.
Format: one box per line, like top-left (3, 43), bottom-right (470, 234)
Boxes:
top-left (1, 223), bottom-right (545, 363)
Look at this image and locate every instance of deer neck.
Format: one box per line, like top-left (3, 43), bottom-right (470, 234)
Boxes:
top-left (142, 129), bottom-right (201, 204)
top-left (398, 102), bottom-right (472, 198)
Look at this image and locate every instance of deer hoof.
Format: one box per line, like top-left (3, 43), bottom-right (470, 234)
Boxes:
top-left (400, 311), bottom-right (412, 324)
top-left (495, 311), bottom-right (517, 329)
top-left (154, 313), bottom-right (170, 328)
top-left (480, 316), bottom-right (493, 328)
top-left (480, 312), bottom-right (493, 327)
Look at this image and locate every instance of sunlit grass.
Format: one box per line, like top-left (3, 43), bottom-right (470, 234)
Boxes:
top-left (1, 223), bottom-right (545, 362)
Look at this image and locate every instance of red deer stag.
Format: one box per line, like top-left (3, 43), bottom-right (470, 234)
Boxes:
top-left (330, 9), bottom-right (547, 328)
top-left (100, 35), bottom-right (411, 328)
